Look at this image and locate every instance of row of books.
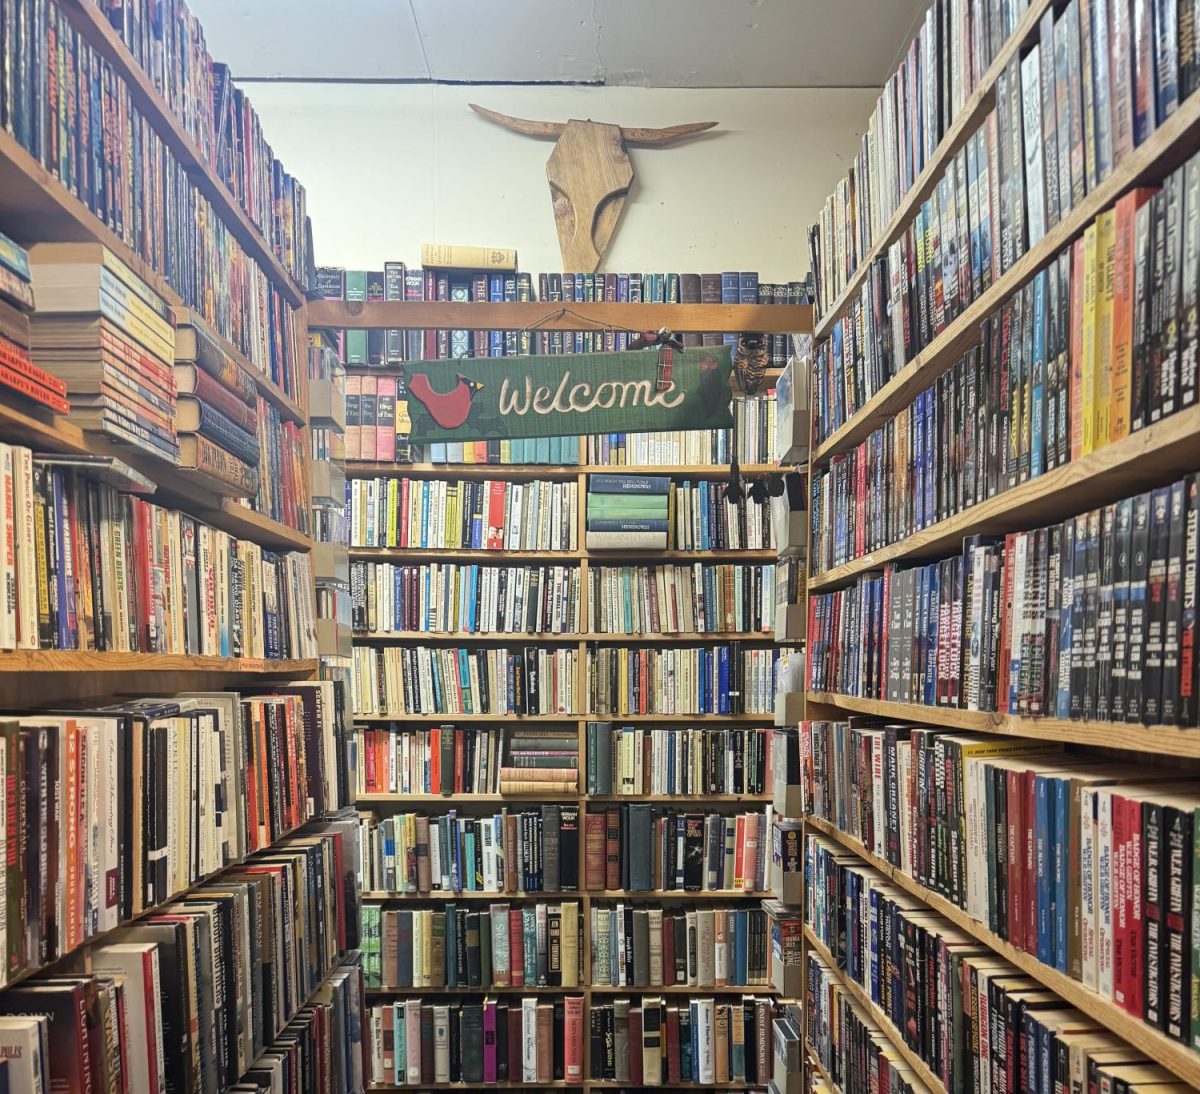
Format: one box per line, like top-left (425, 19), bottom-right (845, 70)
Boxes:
top-left (0, 825), bottom-right (358, 1093)
top-left (589, 996), bottom-right (776, 1085)
top-left (351, 562), bottom-right (583, 636)
top-left (806, 473), bottom-right (1200, 725)
top-left (1, 2), bottom-right (302, 384)
top-left (586, 806), bottom-right (772, 895)
top-left (589, 904), bottom-right (771, 989)
top-left (587, 472), bottom-right (669, 551)
top-left (803, 722), bottom-right (1200, 1040)
top-left (810, 0), bottom-right (1196, 338)
top-left (808, 0), bottom-right (1031, 316)
top-left (813, 164), bottom-right (1200, 577)
top-left (363, 902), bottom-right (584, 990)
top-left (671, 479), bottom-right (774, 551)
top-left (807, 828), bottom-right (1200, 1083)
top-left (358, 805), bottom-right (581, 894)
top-left (365, 996), bottom-right (585, 1087)
top-left (0, 440), bottom-right (317, 658)
top-left (588, 562), bottom-right (776, 635)
top-left (348, 477), bottom-right (577, 552)
top-left (806, 955), bottom-right (934, 1094)
top-left (228, 965), bottom-right (366, 1094)
top-left (358, 724), bottom-right (580, 799)
top-left (317, 264), bottom-right (805, 363)
top-left (91, 0), bottom-right (309, 283)
top-left (351, 646), bottom-right (577, 718)
top-left (583, 722), bottom-right (774, 797)
top-left (588, 644), bottom-right (779, 716)
top-left (0, 684), bottom-right (343, 981)
top-left (583, 415), bottom-right (775, 467)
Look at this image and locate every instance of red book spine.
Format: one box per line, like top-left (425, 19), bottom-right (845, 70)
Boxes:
top-left (0, 358), bottom-right (70, 413)
top-left (454, 732), bottom-right (465, 793)
top-left (0, 332), bottom-right (67, 395)
top-left (509, 908), bottom-right (524, 986)
top-left (1006, 768), bottom-right (1022, 948)
top-left (1111, 790), bottom-right (1129, 1009)
top-left (1023, 769), bottom-right (1038, 954)
top-left (429, 727), bottom-right (441, 795)
top-left (1125, 794), bottom-right (1145, 1017)
top-left (605, 811), bottom-right (620, 890)
top-left (665, 1003), bottom-right (681, 1083)
top-left (628, 1007), bottom-right (643, 1085)
top-left (564, 995), bottom-right (584, 1082)
top-left (997, 535), bottom-right (1017, 713)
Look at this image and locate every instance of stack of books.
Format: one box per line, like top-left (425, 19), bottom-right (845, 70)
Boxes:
top-left (0, 233), bottom-right (67, 415)
top-left (173, 312), bottom-right (261, 496)
top-left (28, 244), bottom-right (179, 464)
top-left (586, 473), bottom-right (669, 551)
top-left (502, 726), bottom-right (579, 794)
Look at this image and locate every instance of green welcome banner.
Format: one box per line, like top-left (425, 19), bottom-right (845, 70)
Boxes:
top-left (402, 346), bottom-right (735, 443)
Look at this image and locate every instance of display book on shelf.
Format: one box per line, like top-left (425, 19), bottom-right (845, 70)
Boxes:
top-left (318, 296), bottom-right (808, 1091)
top-left (799, 0), bottom-right (1200, 1090)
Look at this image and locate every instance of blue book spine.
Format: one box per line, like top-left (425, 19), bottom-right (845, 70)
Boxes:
top-left (394, 567), bottom-right (403, 631)
top-left (721, 272), bottom-right (739, 350)
top-left (1053, 777), bottom-right (1070, 971)
top-left (446, 903), bottom-right (458, 983)
top-left (465, 830), bottom-right (476, 890)
top-left (735, 908), bottom-right (749, 984)
top-left (1035, 775), bottom-right (1052, 964)
top-left (923, 390), bottom-right (936, 527)
top-left (925, 566), bottom-right (941, 706)
top-left (489, 275), bottom-right (505, 356)
top-left (1153, 0), bottom-right (1180, 124)
top-left (394, 1007), bottom-right (405, 1082)
top-left (1030, 269), bottom-right (1047, 478)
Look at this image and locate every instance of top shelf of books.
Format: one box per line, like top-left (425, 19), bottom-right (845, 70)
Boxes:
top-left (2, 0), bottom-right (309, 307)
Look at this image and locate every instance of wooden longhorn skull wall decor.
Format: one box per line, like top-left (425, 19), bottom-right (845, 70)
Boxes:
top-left (470, 103), bottom-right (717, 273)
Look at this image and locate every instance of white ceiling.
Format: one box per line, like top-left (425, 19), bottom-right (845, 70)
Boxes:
top-left (186, 0), bottom-right (931, 87)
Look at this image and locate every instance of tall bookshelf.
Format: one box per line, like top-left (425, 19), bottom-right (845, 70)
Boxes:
top-left (802, 1), bottom-right (1200, 1090)
top-left (316, 298), bottom-right (809, 1091)
top-left (0, 0), bottom-right (363, 1087)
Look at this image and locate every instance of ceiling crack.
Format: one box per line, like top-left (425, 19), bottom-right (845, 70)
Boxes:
top-left (407, 0), bottom-right (433, 80)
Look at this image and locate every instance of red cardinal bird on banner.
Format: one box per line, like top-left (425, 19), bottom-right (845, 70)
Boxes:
top-left (408, 373), bottom-right (484, 429)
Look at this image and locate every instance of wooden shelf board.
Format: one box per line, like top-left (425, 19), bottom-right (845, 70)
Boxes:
top-left (350, 548), bottom-right (584, 561)
top-left (588, 1086), bottom-right (768, 1092)
top-left (813, 85), bottom-right (1200, 464)
top-left (308, 299), bottom-right (812, 334)
top-left (352, 713), bottom-right (771, 724)
top-left (366, 985), bottom-right (580, 995)
top-left (806, 1052), bottom-right (840, 1093)
top-left (0, 399), bottom-right (90, 455)
top-left (201, 501), bottom-right (313, 552)
top-left (367, 1084), bottom-right (581, 1091)
top-left (361, 891), bottom-right (583, 901)
top-left (805, 691), bottom-right (1200, 759)
top-left (57, 0), bottom-right (305, 304)
top-left (354, 631), bottom-right (776, 644)
top-left (588, 890), bottom-right (771, 900)
top-left (584, 795), bottom-right (771, 805)
top-left (812, 0), bottom-right (1052, 342)
top-left (345, 462), bottom-right (780, 480)
top-left (175, 307), bottom-right (306, 423)
top-left (0, 650), bottom-right (317, 674)
top-left (588, 984), bottom-right (777, 995)
top-left (804, 816), bottom-right (1200, 1090)
top-left (356, 793), bottom-right (580, 805)
top-left (804, 926), bottom-right (948, 1094)
top-left (347, 462), bottom-right (584, 481)
top-left (809, 404), bottom-right (1200, 592)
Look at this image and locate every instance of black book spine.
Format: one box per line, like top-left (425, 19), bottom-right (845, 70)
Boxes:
top-left (1132, 197), bottom-right (1155, 432)
top-left (1144, 486), bottom-right (1172, 724)
top-left (1162, 479), bottom-right (1188, 724)
top-left (1127, 492), bottom-right (1153, 722)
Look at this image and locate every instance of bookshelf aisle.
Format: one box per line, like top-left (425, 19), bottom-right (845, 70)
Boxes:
top-left (802, 1), bottom-right (1200, 1091)
top-left (0, 0), bottom-right (366, 1089)
top-left (315, 287), bottom-right (811, 1090)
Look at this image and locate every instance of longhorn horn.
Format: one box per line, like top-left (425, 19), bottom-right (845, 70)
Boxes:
top-left (469, 103), bottom-right (566, 139)
top-left (619, 120), bottom-right (718, 146)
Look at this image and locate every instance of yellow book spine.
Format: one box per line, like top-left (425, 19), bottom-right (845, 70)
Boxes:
top-left (1080, 223), bottom-right (1098, 456)
top-left (420, 243), bottom-right (517, 270)
top-left (388, 484), bottom-right (399, 547)
top-left (1094, 211), bottom-right (1117, 449)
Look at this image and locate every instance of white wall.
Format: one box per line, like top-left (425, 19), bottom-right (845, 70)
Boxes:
top-left (247, 82), bottom-right (876, 282)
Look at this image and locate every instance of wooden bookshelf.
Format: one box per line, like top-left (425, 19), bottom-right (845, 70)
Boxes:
top-left (811, 0), bottom-right (1053, 342)
top-left (804, 815), bottom-right (1200, 1089)
top-left (813, 86), bottom-right (1200, 463)
top-left (354, 631), bottom-right (777, 644)
top-left (351, 547), bottom-right (584, 561)
top-left (347, 461), bottom-right (781, 480)
top-left (308, 298), bottom-right (811, 333)
top-left (55, 0), bottom-right (305, 304)
top-left (809, 403), bottom-right (1200, 592)
top-left (804, 927), bottom-right (948, 1094)
top-left (806, 691), bottom-right (1200, 759)
top-left (0, 651), bottom-right (317, 675)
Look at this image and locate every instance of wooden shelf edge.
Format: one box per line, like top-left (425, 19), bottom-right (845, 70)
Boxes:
top-left (353, 632), bottom-right (777, 644)
top-left (809, 404), bottom-right (1200, 592)
top-left (345, 463), bottom-right (780, 479)
top-left (347, 549), bottom-right (775, 560)
top-left (804, 817), bottom-right (1200, 1089)
top-left (58, 0), bottom-right (306, 305)
top-left (812, 0), bottom-right (1052, 342)
top-left (0, 650), bottom-right (317, 674)
top-left (804, 926), bottom-right (948, 1094)
top-left (813, 85), bottom-right (1200, 464)
top-left (804, 690), bottom-right (1200, 758)
top-left (352, 714), bottom-right (773, 724)
top-left (204, 501), bottom-right (313, 552)
top-left (307, 299), bottom-right (813, 334)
